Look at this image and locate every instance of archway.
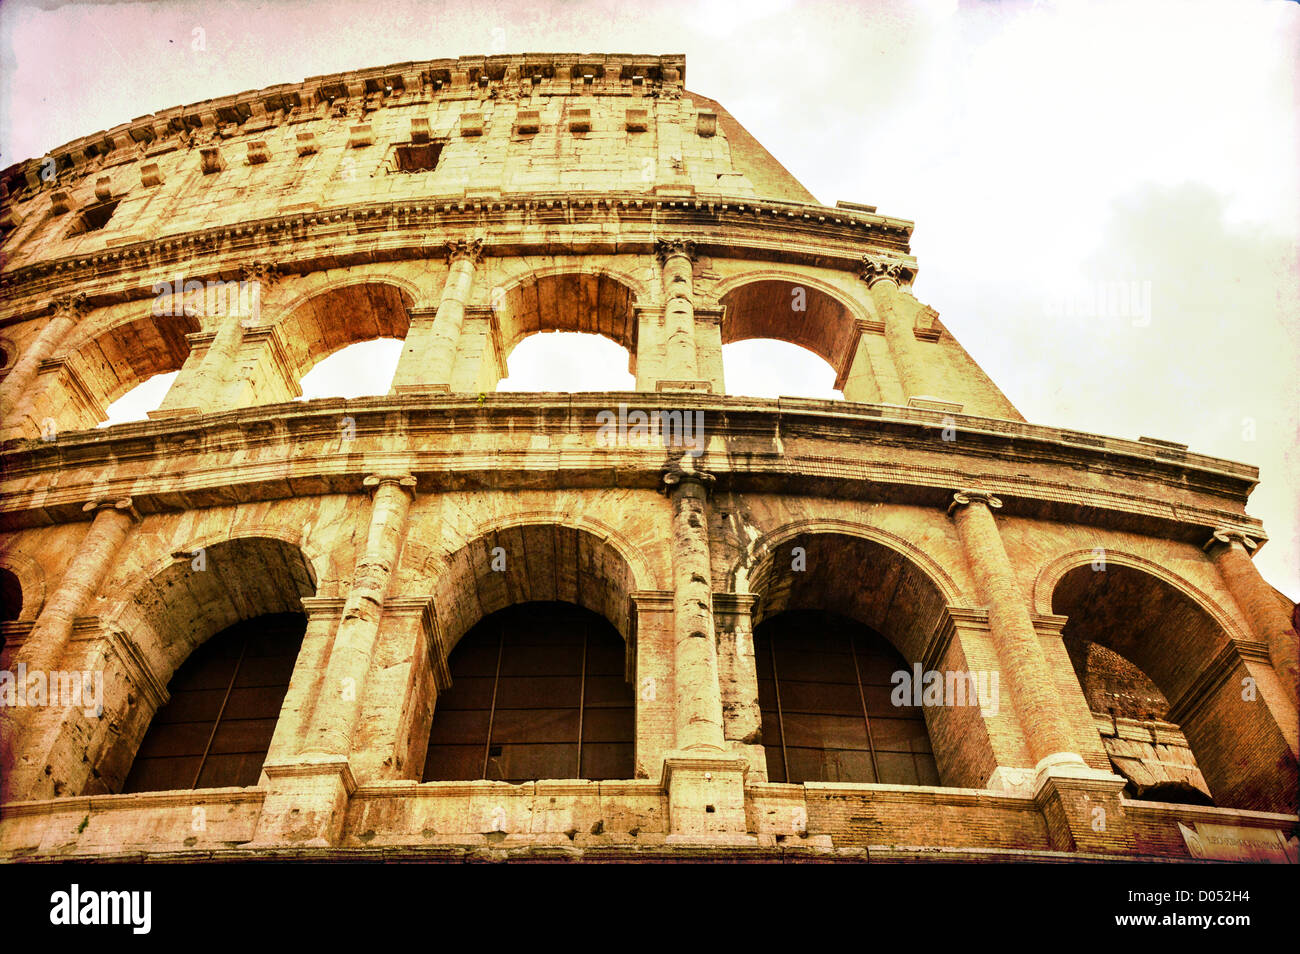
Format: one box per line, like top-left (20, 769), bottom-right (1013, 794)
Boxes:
top-left (722, 338), bottom-right (842, 400)
top-left (492, 271), bottom-right (638, 356)
top-left (100, 536), bottom-right (318, 794)
top-left (742, 530), bottom-right (962, 787)
top-left (423, 601), bottom-right (634, 782)
top-left (99, 371), bottom-right (178, 426)
top-left (275, 281), bottom-right (413, 384)
top-left (1051, 561), bottom-right (1298, 812)
top-left (497, 332), bottom-right (635, 391)
top-left (299, 338), bottom-right (403, 399)
top-left (719, 277), bottom-right (862, 374)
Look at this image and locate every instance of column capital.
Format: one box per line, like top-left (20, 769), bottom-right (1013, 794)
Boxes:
top-left (81, 497), bottom-right (139, 521)
top-left (947, 489), bottom-right (1003, 516)
top-left (1204, 526), bottom-right (1262, 554)
top-left (655, 237), bottom-right (698, 266)
top-left (239, 260), bottom-right (281, 287)
top-left (445, 237), bottom-right (485, 266)
top-left (858, 254), bottom-right (916, 289)
top-left (49, 292), bottom-right (90, 318)
top-left (661, 467), bottom-right (715, 495)
top-left (363, 473), bottom-right (418, 498)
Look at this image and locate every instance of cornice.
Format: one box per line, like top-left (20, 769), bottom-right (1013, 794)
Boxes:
top-left (0, 193), bottom-right (913, 318)
top-left (0, 395), bottom-right (1261, 544)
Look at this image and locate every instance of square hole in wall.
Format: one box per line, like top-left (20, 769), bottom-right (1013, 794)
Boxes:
top-left (66, 198), bottom-right (121, 236)
top-left (392, 141), bottom-right (444, 173)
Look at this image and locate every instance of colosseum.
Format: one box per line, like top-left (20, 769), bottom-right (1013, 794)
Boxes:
top-left (0, 53), bottom-right (1295, 863)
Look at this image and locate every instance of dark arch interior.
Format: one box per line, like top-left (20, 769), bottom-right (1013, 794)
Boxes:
top-left (0, 567), bottom-right (21, 622)
top-left (423, 601), bottom-right (634, 783)
top-left (122, 612), bottom-right (306, 793)
top-left (756, 609), bottom-right (940, 786)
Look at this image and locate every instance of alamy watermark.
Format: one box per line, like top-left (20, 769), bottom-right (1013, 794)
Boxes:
top-left (0, 665), bottom-right (104, 717)
top-left (595, 403), bottom-right (705, 456)
top-left (1043, 278), bottom-right (1152, 327)
top-left (891, 665), bottom-right (999, 716)
top-left (151, 275), bottom-right (264, 323)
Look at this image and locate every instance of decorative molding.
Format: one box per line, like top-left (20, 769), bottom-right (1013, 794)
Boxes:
top-left (444, 237), bottom-right (484, 266)
top-left (859, 254), bottom-right (916, 288)
top-left (947, 489), bottom-right (1003, 515)
top-left (654, 237), bottom-right (697, 265)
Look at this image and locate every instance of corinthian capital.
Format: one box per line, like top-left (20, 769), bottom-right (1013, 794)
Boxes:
top-left (654, 238), bottom-right (697, 266)
top-left (445, 237), bottom-right (485, 266)
top-left (240, 260), bottom-right (281, 287)
top-left (947, 489), bottom-right (1003, 515)
top-left (859, 255), bottom-right (916, 289)
top-left (49, 293), bottom-right (90, 318)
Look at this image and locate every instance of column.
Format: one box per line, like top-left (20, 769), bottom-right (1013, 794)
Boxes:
top-left (302, 474), bottom-right (417, 758)
top-left (948, 490), bottom-right (1080, 769)
top-left (1, 294), bottom-right (90, 425)
top-left (1205, 527), bottom-right (1299, 704)
top-left (153, 260), bottom-right (278, 416)
top-left (391, 238), bottom-right (483, 392)
top-left (660, 465), bottom-right (753, 844)
top-left (253, 473), bottom-right (416, 846)
top-left (0, 497), bottom-right (137, 802)
top-left (663, 467), bottom-right (724, 753)
top-left (949, 490), bottom-right (1131, 852)
top-left (655, 238), bottom-right (708, 391)
top-left (859, 255), bottom-right (928, 403)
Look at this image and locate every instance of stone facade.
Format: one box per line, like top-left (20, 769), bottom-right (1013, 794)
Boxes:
top-left (0, 54), bottom-right (1295, 862)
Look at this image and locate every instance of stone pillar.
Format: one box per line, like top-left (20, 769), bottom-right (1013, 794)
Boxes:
top-left (1, 294), bottom-right (89, 426)
top-left (0, 497), bottom-right (137, 802)
top-left (655, 238), bottom-right (708, 391)
top-left (948, 491), bottom-right (1084, 772)
top-left (393, 238), bottom-right (483, 392)
top-left (302, 474), bottom-right (417, 759)
top-left (713, 592), bottom-right (764, 776)
top-left (836, 319), bottom-right (892, 405)
top-left (254, 473), bottom-right (416, 846)
top-left (153, 261), bottom-right (278, 416)
top-left (663, 467), bottom-right (724, 753)
top-left (660, 465), bottom-right (752, 844)
top-left (1205, 527), bottom-right (1300, 704)
top-left (860, 255), bottom-right (929, 403)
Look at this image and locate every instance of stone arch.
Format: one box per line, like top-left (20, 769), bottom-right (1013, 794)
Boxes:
top-left (714, 269), bottom-right (870, 373)
top-left (0, 549), bottom-right (45, 621)
top-left (1033, 547), bottom-right (1248, 644)
top-left (729, 518), bottom-right (967, 610)
top-left (734, 519), bottom-right (970, 788)
top-left (423, 517), bottom-right (656, 656)
top-left (55, 311), bottom-right (200, 425)
top-left (272, 279), bottom-right (415, 383)
top-left (489, 267), bottom-right (643, 358)
top-left (1046, 554), bottom-right (1297, 812)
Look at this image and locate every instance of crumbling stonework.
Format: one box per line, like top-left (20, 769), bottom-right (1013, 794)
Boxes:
top-left (0, 54), bottom-right (1295, 862)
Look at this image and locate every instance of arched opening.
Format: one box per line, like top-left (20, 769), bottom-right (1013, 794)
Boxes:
top-left (494, 272), bottom-right (638, 355)
top-left (497, 332), bottom-right (635, 391)
top-left (99, 371), bottom-right (178, 426)
top-left (299, 338), bottom-right (403, 399)
top-left (744, 531), bottom-right (956, 787)
top-left (756, 609), bottom-right (938, 785)
top-left (276, 282), bottom-right (413, 386)
top-left (103, 536), bottom-right (317, 795)
top-left (722, 339), bottom-right (842, 400)
top-left (0, 567), bottom-right (21, 622)
top-left (419, 521), bottom-right (650, 782)
top-left (720, 279), bottom-right (859, 378)
top-left (121, 612), bottom-right (306, 793)
top-left (423, 601), bottom-right (634, 782)
top-left (1052, 562), bottom-right (1298, 812)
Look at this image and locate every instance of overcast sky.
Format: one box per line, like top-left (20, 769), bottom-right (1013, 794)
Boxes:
top-left (2, 0), bottom-right (1296, 597)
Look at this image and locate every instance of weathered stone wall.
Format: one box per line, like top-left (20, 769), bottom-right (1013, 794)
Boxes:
top-left (0, 53), bottom-right (1294, 862)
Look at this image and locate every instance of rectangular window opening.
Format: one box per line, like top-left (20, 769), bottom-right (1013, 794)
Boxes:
top-left (393, 141), bottom-right (443, 173)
